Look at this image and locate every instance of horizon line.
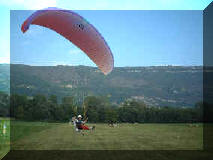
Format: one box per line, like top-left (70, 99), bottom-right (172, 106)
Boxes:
top-left (1, 63), bottom-right (203, 67)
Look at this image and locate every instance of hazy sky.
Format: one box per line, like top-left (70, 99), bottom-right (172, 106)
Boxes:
top-left (11, 10), bottom-right (203, 66)
top-left (1, 0), bottom-right (213, 66)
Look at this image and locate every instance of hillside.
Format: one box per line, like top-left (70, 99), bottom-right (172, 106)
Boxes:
top-left (1, 64), bottom-right (203, 107)
top-left (0, 64), bottom-right (10, 94)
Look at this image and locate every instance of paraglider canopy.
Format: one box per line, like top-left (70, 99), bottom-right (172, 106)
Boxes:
top-left (21, 7), bottom-right (114, 75)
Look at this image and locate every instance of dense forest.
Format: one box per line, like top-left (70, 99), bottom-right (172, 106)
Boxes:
top-left (0, 64), bottom-right (206, 122)
top-left (0, 92), bottom-right (203, 123)
top-left (0, 92), bottom-right (9, 117)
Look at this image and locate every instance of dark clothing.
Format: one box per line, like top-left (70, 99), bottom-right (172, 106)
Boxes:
top-left (76, 120), bottom-right (83, 129)
top-left (76, 120), bottom-right (90, 130)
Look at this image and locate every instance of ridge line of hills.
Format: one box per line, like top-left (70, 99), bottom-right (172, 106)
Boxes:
top-left (0, 64), bottom-right (203, 107)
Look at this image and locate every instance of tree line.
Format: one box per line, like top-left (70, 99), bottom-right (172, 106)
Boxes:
top-left (0, 92), bottom-right (203, 123)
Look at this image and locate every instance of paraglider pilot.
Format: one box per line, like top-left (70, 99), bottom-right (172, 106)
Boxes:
top-left (75, 115), bottom-right (95, 130)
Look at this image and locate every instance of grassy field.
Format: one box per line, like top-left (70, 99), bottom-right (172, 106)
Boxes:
top-left (0, 118), bottom-right (10, 160)
top-left (10, 122), bottom-right (203, 150)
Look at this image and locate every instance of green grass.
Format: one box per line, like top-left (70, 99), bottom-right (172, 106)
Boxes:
top-left (11, 122), bottom-right (203, 150)
top-left (0, 118), bottom-right (10, 160)
top-left (10, 121), bottom-right (56, 143)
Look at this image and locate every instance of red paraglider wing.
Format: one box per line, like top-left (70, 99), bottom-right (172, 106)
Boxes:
top-left (21, 8), bottom-right (114, 75)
